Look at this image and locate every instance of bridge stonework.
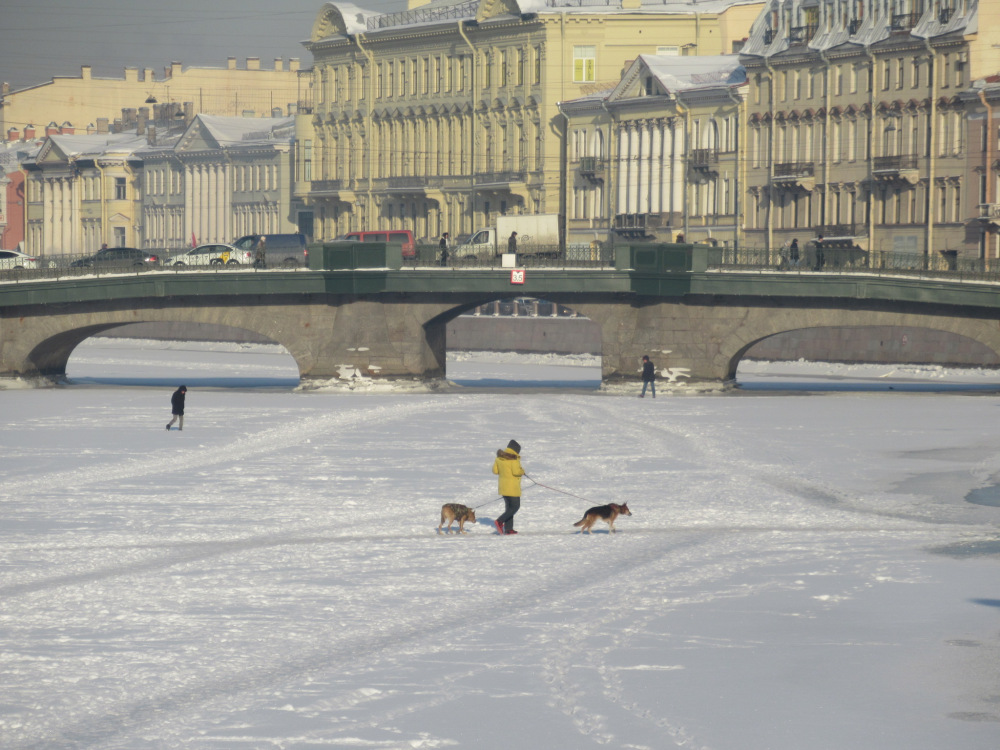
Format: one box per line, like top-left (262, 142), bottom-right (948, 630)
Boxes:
top-left (4, 269), bottom-right (1000, 385)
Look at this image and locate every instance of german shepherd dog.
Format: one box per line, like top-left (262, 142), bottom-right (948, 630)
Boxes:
top-left (573, 502), bottom-right (632, 534)
top-left (438, 503), bottom-right (477, 534)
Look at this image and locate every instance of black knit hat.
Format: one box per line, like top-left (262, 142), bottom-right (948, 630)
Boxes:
top-left (507, 439), bottom-right (521, 454)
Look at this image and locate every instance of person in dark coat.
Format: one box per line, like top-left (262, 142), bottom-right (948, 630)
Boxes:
top-left (640, 355), bottom-right (656, 398)
top-left (507, 231), bottom-right (518, 257)
top-left (439, 232), bottom-right (450, 266)
top-left (166, 385), bottom-right (187, 431)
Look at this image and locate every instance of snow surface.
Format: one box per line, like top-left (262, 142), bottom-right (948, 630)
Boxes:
top-left (2, 340), bottom-right (1000, 749)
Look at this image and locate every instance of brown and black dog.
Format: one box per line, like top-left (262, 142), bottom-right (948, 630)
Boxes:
top-left (438, 503), bottom-right (477, 534)
top-left (573, 502), bottom-right (632, 534)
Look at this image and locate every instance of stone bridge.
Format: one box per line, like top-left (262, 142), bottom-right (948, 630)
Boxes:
top-left (3, 248), bottom-right (1000, 385)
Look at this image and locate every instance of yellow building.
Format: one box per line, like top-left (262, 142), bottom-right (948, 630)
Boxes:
top-left (298, 0), bottom-right (763, 242)
top-left (24, 133), bottom-right (149, 255)
top-left (1, 58), bottom-right (306, 141)
top-left (561, 54), bottom-right (747, 248)
top-left (740, 0), bottom-right (1000, 260)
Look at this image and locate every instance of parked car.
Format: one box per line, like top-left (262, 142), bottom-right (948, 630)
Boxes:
top-left (0, 249), bottom-right (40, 270)
top-left (70, 247), bottom-right (160, 268)
top-left (232, 234), bottom-right (308, 267)
top-left (336, 230), bottom-right (416, 259)
top-left (168, 243), bottom-right (251, 266)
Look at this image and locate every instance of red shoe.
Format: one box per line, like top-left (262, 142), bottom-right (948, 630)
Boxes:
top-left (494, 520), bottom-right (504, 534)
top-left (505, 529), bottom-right (518, 535)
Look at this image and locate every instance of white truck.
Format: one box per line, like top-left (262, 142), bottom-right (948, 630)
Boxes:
top-left (458, 214), bottom-right (562, 259)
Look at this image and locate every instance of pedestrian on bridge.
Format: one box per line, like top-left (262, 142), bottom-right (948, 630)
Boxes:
top-left (166, 385), bottom-right (187, 431)
top-left (439, 232), bottom-right (450, 266)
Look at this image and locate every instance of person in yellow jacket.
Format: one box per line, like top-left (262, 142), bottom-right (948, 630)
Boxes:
top-left (492, 439), bottom-right (525, 535)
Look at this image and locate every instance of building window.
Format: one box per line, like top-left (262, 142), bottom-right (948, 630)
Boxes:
top-left (516, 48), bottom-right (524, 86)
top-left (534, 46), bottom-right (542, 84)
top-left (573, 46), bottom-right (595, 83)
top-left (115, 177), bottom-right (126, 200)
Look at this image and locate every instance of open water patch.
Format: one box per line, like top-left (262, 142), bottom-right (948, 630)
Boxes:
top-left (965, 484), bottom-right (1000, 508)
top-left (928, 538), bottom-right (1000, 558)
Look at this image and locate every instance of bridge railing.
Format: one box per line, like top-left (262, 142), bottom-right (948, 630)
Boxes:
top-left (404, 243), bottom-right (617, 269)
top-left (715, 246), bottom-right (1000, 282)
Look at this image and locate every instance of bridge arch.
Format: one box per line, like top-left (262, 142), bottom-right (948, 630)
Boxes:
top-left (717, 305), bottom-right (1000, 382)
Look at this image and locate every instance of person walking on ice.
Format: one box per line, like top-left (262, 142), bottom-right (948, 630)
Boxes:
top-left (492, 439), bottom-right (525, 535)
top-left (166, 385), bottom-right (187, 431)
top-left (640, 355), bottom-right (656, 398)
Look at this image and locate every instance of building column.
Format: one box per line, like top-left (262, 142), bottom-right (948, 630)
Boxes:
top-left (616, 124), bottom-right (628, 216)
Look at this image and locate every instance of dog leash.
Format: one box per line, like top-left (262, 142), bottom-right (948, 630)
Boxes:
top-left (524, 473), bottom-right (597, 504)
top-left (470, 496), bottom-right (504, 510)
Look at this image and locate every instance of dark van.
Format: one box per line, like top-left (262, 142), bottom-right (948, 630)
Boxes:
top-left (232, 234), bottom-right (308, 267)
top-left (337, 230), bottom-right (416, 259)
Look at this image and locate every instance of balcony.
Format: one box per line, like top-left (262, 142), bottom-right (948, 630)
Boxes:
top-left (473, 171), bottom-right (526, 187)
top-left (689, 149), bottom-right (719, 170)
top-left (311, 179), bottom-right (344, 192)
top-left (788, 24), bottom-right (818, 45)
top-left (771, 162), bottom-right (815, 191)
top-left (978, 204), bottom-right (1000, 221)
top-left (873, 154), bottom-right (920, 184)
top-left (818, 223), bottom-right (864, 239)
top-left (613, 213), bottom-right (666, 238)
top-left (578, 156), bottom-right (605, 181)
top-left (848, 18), bottom-right (864, 35)
top-left (890, 12), bottom-right (917, 31)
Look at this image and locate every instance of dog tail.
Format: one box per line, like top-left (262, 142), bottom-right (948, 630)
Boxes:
top-left (573, 518), bottom-right (586, 527)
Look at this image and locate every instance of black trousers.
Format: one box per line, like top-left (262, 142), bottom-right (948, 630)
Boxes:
top-left (497, 495), bottom-right (521, 531)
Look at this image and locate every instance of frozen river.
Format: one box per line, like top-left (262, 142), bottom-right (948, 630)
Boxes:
top-left (1, 340), bottom-right (998, 749)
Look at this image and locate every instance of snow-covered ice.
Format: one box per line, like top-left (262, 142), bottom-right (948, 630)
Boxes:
top-left (1, 340), bottom-right (999, 749)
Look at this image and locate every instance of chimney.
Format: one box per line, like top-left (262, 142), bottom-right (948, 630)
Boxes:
top-left (60, 121), bottom-right (74, 135)
top-left (45, 121), bottom-right (59, 136)
top-left (7, 127), bottom-right (19, 142)
top-left (86, 123), bottom-right (96, 135)
top-left (96, 118), bottom-right (108, 134)
top-left (124, 66), bottom-right (138, 83)
top-left (136, 108), bottom-right (148, 135)
top-left (275, 58), bottom-right (284, 72)
top-left (81, 65), bottom-right (92, 80)
top-left (290, 59), bottom-right (300, 73)
top-left (23, 124), bottom-right (35, 139)
top-left (171, 61), bottom-right (182, 78)
top-left (144, 68), bottom-right (155, 82)
top-left (228, 57), bottom-right (237, 70)
top-left (247, 57), bottom-right (261, 70)
top-left (147, 124), bottom-right (157, 145)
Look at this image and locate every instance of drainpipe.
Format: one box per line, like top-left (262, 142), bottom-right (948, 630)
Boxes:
top-left (675, 92), bottom-right (691, 242)
top-left (923, 37), bottom-right (937, 264)
top-left (863, 44), bottom-right (876, 254)
top-left (764, 56), bottom-right (777, 254)
top-left (458, 21), bottom-right (477, 235)
top-left (725, 84), bottom-right (743, 252)
top-left (817, 47), bottom-right (832, 236)
top-left (354, 34), bottom-right (376, 232)
top-left (601, 97), bottom-right (615, 248)
top-left (94, 160), bottom-right (108, 247)
top-left (979, 87), bottom-right (994, 265)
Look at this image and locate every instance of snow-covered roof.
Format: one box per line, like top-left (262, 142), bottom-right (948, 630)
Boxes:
top-left (193, 115), bottom-right (295, 147)
top-left (639, 54), bottom-right (746, 92)
top-left (44, 132), bottom-right (149, 158)
top-left (740, 0), bottom-right (979, 59)
top-left (310, 0), bottom-right (764, 40)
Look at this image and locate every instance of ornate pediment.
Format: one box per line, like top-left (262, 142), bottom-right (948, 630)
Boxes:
top-left (477, 0), bottom-right (522, 22)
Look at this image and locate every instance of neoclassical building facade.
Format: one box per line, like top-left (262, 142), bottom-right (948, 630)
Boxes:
top-left (297, 0), bottom-right (763, 242)
top-left (141, 115), bottom-right (300, 250)
top-left (22, 115), bottom-right (301, 257)
top-left (739, 0), bottom-right (998, 258)
top-left (561, 54), bottom-right (747, 247)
